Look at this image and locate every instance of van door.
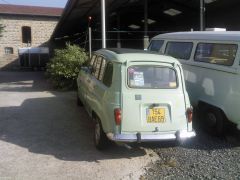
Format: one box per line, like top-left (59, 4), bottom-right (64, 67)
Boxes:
top-left (121, 62), bottom-right (188, 133)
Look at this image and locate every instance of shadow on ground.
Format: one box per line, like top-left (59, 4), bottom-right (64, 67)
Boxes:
top-left (0, 71), bottom-right (51, 92)
top-left (0, 71), bottom-right (146, 162)
top-left (0, 71), bottom-right (239, 162)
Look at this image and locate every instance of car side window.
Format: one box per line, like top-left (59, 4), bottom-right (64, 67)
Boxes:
top-left (93, 56), bottom-right (102, 78)
top-left (99, 58), bottom-right (107, 81)
top-left (89, 54), bottom-right (96, 66)
top-left (102, 62), bottom-right (113, 87)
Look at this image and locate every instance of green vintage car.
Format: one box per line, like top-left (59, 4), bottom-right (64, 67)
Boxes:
top-left (77, 48), bottom-right (195, 149)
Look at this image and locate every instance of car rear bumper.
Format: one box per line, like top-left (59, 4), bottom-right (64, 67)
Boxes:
top-left (107, 130), bottom-right (196, 143)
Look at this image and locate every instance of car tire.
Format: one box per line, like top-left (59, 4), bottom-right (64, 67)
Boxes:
top-left (205, 107), bottom-right (225, 135)
top-left (77, 93), bottom-right (83, 106)
top-left (93, 116), bottom-right (110, 150)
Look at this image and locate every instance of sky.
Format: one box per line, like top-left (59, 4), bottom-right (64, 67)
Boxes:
top-left (0, 0), bottom-right (68, 8)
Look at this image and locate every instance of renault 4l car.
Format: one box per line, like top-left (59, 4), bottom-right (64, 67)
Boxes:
top-left (77, 48), bottom-right (196, 150)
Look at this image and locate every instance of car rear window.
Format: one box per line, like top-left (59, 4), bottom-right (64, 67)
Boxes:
top-left (194, 43), bottom-right (237, 66)
top-left (128, 66), bottom-right (178, 89)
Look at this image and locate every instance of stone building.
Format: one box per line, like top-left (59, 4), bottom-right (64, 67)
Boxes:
top-left (0, 4), bottom-right (63, 69)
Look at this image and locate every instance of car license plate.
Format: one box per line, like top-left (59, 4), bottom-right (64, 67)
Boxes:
top-left (147, 108), bottom-right (165, 123)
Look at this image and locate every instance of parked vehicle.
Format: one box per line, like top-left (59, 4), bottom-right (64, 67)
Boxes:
top-left (77, 48), bottom-right (195, 149)
top-left (148, 31), bottom-right (240, 133)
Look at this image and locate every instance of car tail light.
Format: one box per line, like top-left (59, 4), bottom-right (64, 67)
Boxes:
top-left (186, 108), bottom-right (193, 123)
top-left (114, 108), bottom-right (121, 125)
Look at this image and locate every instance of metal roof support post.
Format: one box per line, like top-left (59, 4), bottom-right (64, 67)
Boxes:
top-left (117, 13), bottom-right (121, 48)
top-left (101, 0), bottom-right (106, 48)
top-left (89, 27), bottom-right (92, 58)
top-left (200, 0), bottom-right (205, 31)
top-left (143, 0), bottom-right (149, 49)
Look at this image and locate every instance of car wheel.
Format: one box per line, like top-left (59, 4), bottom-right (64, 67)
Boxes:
top-left (94, 116), bottom-right (110, 150)
top-left (205, 108), bottom-right (225, 135)
top-left (77, 93), bottom-right (83, 106)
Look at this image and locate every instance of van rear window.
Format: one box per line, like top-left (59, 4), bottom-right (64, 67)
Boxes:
top-left (128, 66), bottom-right (177, 89)
top-left (194, 43), bottom-right (237, 66)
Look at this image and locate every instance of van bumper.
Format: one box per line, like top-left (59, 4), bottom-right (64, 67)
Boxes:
top-left (107, 130), bottom-right (196, 143)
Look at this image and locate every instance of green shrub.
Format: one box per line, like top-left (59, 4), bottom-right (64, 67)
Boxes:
top-left (46, 43), bottom-right (88, 89)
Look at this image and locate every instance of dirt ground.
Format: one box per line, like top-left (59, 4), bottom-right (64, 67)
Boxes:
top-left (0, 71), bottom-right (157, 180)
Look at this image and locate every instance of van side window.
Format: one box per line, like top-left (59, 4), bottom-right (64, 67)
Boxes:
top-left (194, 43), bottom-right (237, 66)
top-left (148, 40), bottom-right (164, 52)
top-left (165, 42), bottom-right (193, 60)
top-left (89, 54), bottom-right (96, 66)
top-left (93, 56), bottom-right (102, 78)
top-left (99, 58), bottom-right (106, 81)
top-left (102, 62), bottom-right (113, 87)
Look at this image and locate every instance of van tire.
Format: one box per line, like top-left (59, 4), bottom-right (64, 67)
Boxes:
top-left (93, 116), bottom-right (110, 150)
top-left (205, 107), bottom-right (225, 135)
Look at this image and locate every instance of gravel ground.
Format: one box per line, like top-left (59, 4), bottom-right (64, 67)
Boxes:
top-left (144, 120), bottom-right (240, 179)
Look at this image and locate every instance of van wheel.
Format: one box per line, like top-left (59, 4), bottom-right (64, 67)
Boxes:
top-left (94, 116), bottom-right (110, 150)
top-left (205, 108), bottom-right (225, 135)
top-left (77, 93), bottom-right (83, 106)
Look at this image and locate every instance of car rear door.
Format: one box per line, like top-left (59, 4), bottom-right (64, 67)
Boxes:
top-left (121, 62), bottom-right (188, 133)
top-left (77, 54), bottom-right (97, 105)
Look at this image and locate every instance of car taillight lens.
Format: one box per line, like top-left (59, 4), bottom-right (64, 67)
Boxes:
top-left (114, 108), bottom-right (121, 125)
top-left (186, 108), bottom-right (193, 123)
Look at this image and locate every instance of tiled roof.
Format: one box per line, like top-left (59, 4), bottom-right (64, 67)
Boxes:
top-left (0, 4), bottom-right (63, 17)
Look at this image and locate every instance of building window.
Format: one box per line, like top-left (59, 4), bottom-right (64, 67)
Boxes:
top-left (22, 26), bottom-right (32, 43)
top-left (5, 47), bottom-right (13, 54)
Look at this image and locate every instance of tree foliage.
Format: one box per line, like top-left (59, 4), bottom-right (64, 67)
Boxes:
top-left (46, 43), bottom-right (88, 89)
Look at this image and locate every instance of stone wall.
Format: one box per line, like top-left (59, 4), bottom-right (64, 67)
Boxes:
top-left (0, 15), bottom-right (59, 69)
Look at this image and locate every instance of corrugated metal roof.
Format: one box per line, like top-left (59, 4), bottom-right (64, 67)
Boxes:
top-left (0, 4), bottom-right (63, 17)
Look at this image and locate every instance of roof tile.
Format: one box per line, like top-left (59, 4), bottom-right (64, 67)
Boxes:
top-left (0, 4), bottom-right (63, 17)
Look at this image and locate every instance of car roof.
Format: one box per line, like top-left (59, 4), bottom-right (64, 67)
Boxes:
top-left (152, 31), bottom-right (240, 41)
top-left (94, 48), bottom-right (180, 65)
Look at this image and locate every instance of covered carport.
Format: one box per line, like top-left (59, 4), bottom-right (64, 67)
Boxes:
top-left (51, 0), bottom-right (240, 50)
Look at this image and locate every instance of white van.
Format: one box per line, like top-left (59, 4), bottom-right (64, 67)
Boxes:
top-left (148, 31), bottom-right (240, 133)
